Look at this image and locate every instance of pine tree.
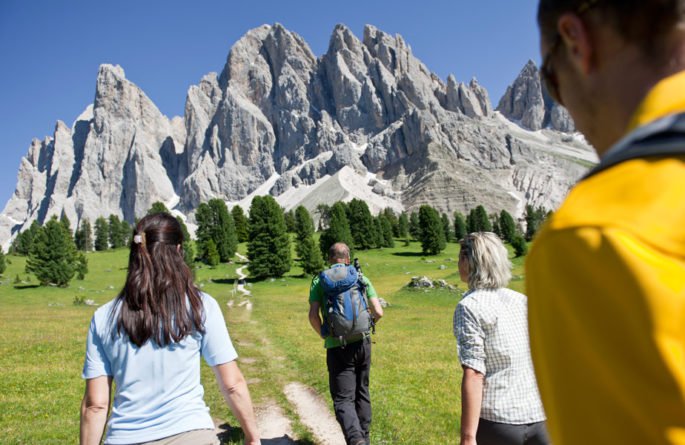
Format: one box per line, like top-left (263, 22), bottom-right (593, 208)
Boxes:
top-left (315, 204), bottom-right (331, 230)
top-left (294, 206), bottom-right (315, 258)
top-left (231, 205), bottom-right (249, 243)
top-left (511, 234), bottom-right (528, 257)
top-left (378, 213), bottom-right (395, 248)
top-left (148, 201), bottom-right (170, 215)
top-left (176, 216), bottom-right (195, 268)
top-left (299, 236), bottom-right (326, 275)
top-left (372, 217), bottom-right (384, 248)
top-left (418, 205), bottom-right (446, 255)
top-left (247, 195), bottom-right (292, 278)
top-left (75, 252), bottom-right (88, 280)
top-left (525, 205), bottom-right (548, 241)
top-left (409, 211), bottom-right (421, 240)
top-left (210, 199), bottom-right (238, 262)
top-left (441, 212), bottom-right (452, 243)
top-left (94, 217), bottom-right (109, 251)
top-left (467, 206), bottom-right (492, 233)
top-left (196, 200), bottom-right (238, 263)
top-left (12, 221), bottom-right (41, 255)
top-left (454, 212), bottom-right (467, 241)
top-left (347, 199), bottom-right (376, 250)
top-left (75, 219), bottom-right (93, 251)
top-left (119, 219), bottom-right (132, 246)
top-left (499, 210), bottom-right (517, 243)
top-left (108, 215), bottom-right (126, 248)
top-left (206, 239), bottom-right (220, 267)
top-left (284, 209), bottom-right (297, 233)
top-left (398, 212), bottom-right (409, 239)
top-left (382, 208), bottom-right (400, 237)
top-left (319, 202), bottom-right (354, 259)
top-left (26, 216), bottom-right (78, 286)
top-left (0, 247), bottom-right (6, 275)
top-left (60, 214), bottom-right (73, 240)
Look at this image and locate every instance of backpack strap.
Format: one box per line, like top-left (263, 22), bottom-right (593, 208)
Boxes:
top-left (584, 112), bottom-right (685, 180)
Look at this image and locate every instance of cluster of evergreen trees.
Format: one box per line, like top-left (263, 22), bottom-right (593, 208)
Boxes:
top-left (6, 195), bottom-right (551, 285)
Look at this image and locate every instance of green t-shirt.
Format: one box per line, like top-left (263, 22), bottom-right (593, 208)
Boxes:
top-left (309, 264), bottom-right (378, 349)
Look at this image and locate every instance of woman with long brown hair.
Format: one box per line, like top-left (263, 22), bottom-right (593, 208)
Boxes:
top-left (80, 213), bottom-right (260, 445)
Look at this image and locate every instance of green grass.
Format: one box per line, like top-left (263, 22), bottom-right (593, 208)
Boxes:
top-left (0, 239), bottom-right (528, 444)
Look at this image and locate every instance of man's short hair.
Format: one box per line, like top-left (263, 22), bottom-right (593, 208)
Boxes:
top-left (538, 0), bottom-right (685, 52)
top-left (328, 242), bottom-right (350, 262)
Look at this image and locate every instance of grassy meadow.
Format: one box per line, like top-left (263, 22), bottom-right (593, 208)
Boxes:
top-left (0, 238), bottom-right (527, 444)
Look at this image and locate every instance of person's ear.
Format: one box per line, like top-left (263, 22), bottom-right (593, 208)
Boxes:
top-left (557, 12), bottom-right (595, 75)
top-left (176, 244), bottom-right (181, 253)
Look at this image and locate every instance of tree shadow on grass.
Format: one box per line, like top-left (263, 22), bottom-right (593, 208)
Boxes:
top-left (211, 277), bottom-right (259, 285)
top-left (391, 251), bottom-right (425, 257)
top-left (13, 284), bottom-right (40, 290)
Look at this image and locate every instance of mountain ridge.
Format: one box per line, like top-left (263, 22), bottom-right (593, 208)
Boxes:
top-left (0, 23), bottom-right (595, 249)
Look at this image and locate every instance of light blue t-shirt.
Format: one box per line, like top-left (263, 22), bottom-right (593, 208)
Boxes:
top-left (82, 293), bottom-right (237, 444)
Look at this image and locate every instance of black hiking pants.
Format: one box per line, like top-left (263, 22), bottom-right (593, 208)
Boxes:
top-left (326, 337), bottom-right (372, 445)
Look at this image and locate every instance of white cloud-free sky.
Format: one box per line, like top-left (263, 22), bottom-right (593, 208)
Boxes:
top-left (0, 0), bottom-right (542, 208)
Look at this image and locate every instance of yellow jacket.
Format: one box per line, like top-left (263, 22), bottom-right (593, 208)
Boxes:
top-left (526, 71), bottom-right (685, 444)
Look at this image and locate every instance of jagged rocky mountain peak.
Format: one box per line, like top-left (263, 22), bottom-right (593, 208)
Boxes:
top-left (0, 23), bottom-right (595, 250)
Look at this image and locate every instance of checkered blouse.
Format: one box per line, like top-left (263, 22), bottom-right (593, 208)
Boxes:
top-left (454, 288), bottom-right (546, 424)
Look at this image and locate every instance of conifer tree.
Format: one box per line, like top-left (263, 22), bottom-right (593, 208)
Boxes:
top-left (499, 210), bottom-right (517, 244)
top-left (94, 217), bottom-right (109, 251)
top-left (75, 218), bottom-right (93, 251)
top-left (382, 208), bottom-right (400, 237)
top-left (26, 216), bottom-right (78, 286)
top-left (525, 205), bottom-right (548, 241)
top-left (210, 199), bottom-right (238, 262)
top-left (176, 216), bottom-right (195, 268)
top-left (206, 239), bottom-right (220, 267)
top-left (284, 209), bottom-right (297, 233)
top-left (12, 220), bottom-right (41, 255)
top-left (119, 219), bottom-right (132, 246)
top-left (378, 213), bottom-right (395, 248)
top-left (454, 212), bottom-right (467, 241)
top-left (294, 206), bottom-right (315, 258)
top-left (196, 200), bottom-right (238, 263)
top-left (108, 215), bottom-right (126, 248)
top-left (76, 252), bottom-right (88, 280)
top-left (347, 199), bottom-right (376, 250)
top-left (148, 201), bottom-right (170, 215)
top-left (409, 211), bottom-right (421, 240)
top-left (398, 212), bottom-right (409, 239)
top-left (0, 247), bottom-right (6, 275)
top-left (300, 236), bottom-right (326, 275)
top-left (511, 234), bottom-right (528, 257)
top-left (247, 195), bottom-right (291, 278)
top-left (319, 202), bottom-right (354, 258)
top-left (441, 212), bottom-right (452, 243)
top-left (418, 205), bottom-right (446, 255)
top-left (231, 205), bottom-right (249, 243)
top-left (467, 206), bottom-right (492, 233)
top-left (60, 214), bottom-right (73, 240)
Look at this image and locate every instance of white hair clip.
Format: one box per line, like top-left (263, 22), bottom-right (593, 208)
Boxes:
top-left (133, 233), bottom-right (145, 245)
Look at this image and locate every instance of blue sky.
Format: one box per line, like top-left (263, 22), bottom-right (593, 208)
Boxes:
top-left (0, 0), bottom-right (541, 208)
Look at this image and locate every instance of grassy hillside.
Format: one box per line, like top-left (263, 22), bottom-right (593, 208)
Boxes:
top-left (0, 239), bottom-right (527, 444)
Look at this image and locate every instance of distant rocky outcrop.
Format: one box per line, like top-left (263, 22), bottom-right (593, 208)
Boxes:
top-left (496, 60), bottom-right (575, 132)
top-left (0, 24), bottom-right (596, 249)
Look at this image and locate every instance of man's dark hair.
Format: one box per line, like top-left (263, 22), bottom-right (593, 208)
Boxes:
top-left (538, 0), bottom-right (684, 52)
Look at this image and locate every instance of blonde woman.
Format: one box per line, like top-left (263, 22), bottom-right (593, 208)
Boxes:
top-left (454, 232), bottom-right (548, 445)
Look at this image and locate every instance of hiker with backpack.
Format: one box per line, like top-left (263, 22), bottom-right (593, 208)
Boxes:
top-left (308, 242), bottom-right (384, 445)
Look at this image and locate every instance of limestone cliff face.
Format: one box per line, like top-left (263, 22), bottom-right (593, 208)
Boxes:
top-left (1, 24), bottom-right (595, 248)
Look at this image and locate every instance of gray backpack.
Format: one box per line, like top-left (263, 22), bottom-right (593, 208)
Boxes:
top-left (320, 265), bottom-right (372, 344)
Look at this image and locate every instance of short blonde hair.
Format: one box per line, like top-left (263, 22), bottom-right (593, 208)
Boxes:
top-left (460, 232), bottom-right (512, 289)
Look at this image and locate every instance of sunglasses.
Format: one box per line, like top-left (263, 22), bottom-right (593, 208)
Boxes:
top-left (539, 0), bottom-right (601, 106)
